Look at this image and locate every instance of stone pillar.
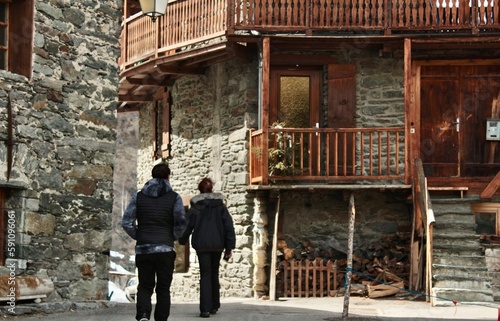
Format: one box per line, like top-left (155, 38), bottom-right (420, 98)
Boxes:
top-left (252, 191), bottom-right (268, 298)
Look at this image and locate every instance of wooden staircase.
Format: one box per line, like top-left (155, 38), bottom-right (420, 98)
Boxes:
top-left (430, 197), bottom-right (494, 305)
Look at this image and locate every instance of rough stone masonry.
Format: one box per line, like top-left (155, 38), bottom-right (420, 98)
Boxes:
top-left (0, 0), bottom-right (121, 301)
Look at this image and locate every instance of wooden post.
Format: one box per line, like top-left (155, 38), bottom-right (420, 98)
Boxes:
top-left (269, 194), bottom-right (280, 301)
top-left (342, 191), bottom-right (356, 320)
top-left (403, 38), bottom-right (412, 185)
top-left (261, 37), bottom-right (270, 185)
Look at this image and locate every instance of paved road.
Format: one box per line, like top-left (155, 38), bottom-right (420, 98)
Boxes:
top-left (5, 297), bottom-right (499, 321)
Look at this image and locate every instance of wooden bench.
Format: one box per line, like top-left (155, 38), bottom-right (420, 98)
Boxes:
top-left (428, 186), bottom-right (468, 198)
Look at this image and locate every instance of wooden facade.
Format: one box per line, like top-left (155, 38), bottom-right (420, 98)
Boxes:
top-left (119, 0), bottom-right (500, 193)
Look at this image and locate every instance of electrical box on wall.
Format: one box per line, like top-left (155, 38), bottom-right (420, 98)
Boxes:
top-left (486, 119), bottom-right (500, 141)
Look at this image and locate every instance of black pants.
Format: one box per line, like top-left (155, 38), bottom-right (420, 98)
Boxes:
top-left (136, 251), bottom-right (176, 321)
top-left (196, 251), bottom-right (223, 313)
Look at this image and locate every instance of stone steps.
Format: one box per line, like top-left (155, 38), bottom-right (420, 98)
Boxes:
top-left (432, 288), bottom-right (494, 306)
top-left (430, 197), bottom-right (494, 303)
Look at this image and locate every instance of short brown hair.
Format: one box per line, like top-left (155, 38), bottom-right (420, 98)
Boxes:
top-left (198, 178), bottom-right (213, 193)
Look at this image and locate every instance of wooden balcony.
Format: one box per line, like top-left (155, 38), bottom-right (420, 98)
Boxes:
top-left (119, 0), bottom-right (500, 107)
top-left (249, 127), bottom-right (406, 184)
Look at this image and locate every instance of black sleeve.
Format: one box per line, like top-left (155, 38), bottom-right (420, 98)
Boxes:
top-left (178, 208), bottom-right (196, 245)
top-left (221, 205), bottom-right (236, 251)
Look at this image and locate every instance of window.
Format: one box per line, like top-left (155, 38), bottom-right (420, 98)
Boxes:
top-left (0, 2), bottom-right (6, 69)
top-left (472, 203), bottom-right (500, 239)
top-left (0, 0), bottom-right (34, 78)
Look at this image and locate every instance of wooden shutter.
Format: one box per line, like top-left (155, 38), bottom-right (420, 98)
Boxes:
top-left (161, 90), bottom-right (171, 158)
top-left (9, 0), bottom-right (34, 78)
top-left (327, 64), bottom-right (356, 175)
top-left (152, 102), bottom-right (159, 160)
top-left (327, 64), bottom-right (356, 128)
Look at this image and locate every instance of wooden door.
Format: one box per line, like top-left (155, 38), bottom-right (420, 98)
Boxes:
top-left (420, 66), bottom-right (461, 177)
top-left (419, 63), bottom-right (500, 178)
top-left (270, 68), bottom-right (322, 175)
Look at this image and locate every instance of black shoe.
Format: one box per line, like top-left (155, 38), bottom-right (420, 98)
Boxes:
top-left (138, 314), bottom-right (149, 321)
top-left (200, 312), bottom-right (210, 318)
top-left (210, 309), bottom-right (218, 314)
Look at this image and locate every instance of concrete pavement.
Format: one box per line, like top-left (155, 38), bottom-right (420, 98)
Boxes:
top-left (5, 297), bottom-right (499, 321)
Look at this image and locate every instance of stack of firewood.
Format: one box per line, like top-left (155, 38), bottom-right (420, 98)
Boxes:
top-left (276, 236), bottom-right (410, 298)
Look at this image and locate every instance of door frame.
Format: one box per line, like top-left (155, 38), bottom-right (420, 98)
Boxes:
top-left (269, 67), bottom-right (322, 128)
top-left (269, 66), bottom-right (323, 175)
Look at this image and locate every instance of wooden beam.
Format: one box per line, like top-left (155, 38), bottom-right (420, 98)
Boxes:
top-left (262, 37), bottom-right (270, 185)
top-left (157, 65), bottom-right (206, 75)
top-left (269, 194), bottom-right (280, 301)
top-left (404, 38), bottom-right (413, 185)
top-left (124, 77), bottom-right (167, 86)
top-left (118, 94), bottom-right (154, 102)
top-left (481, 171), bottom-right (500, 199)
top-left (271, 54), bottom-right (337, 65)
top-left (227, 42), bottom-right (254, 62)
top-left (120, 43), bottom-right (228, 78)
top-left (342, 191), bottom-right (356, 320)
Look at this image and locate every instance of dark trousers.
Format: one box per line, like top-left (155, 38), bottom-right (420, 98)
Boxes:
top-left (135, 251), bottom-right (176, 321)
top-left (196, 251), bottom-right (223, 313)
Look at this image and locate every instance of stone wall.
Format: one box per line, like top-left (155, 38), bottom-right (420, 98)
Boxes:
top-left (0, 0), bottom-right (121, 301)
top-left (121, 49), bottom-right (407, 301)
top-left (278, 189), bottom-right (412, 257)
top-left (485, 247), bottom-right (500, 301)
top-left (122, 59), bottom-right (259, 301)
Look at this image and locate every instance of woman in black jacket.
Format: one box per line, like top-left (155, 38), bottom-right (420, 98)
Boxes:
top-left (179, 178), bottom-right (236, 318)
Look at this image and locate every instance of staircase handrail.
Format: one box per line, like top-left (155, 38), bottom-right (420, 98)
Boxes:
top-left (413, 158), bottom-right (435, 305)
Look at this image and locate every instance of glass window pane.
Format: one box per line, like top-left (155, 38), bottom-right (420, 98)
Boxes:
top-left (0, 26), bottom-right (6, 46)
top-left (0, 50), bottom-right (5, 69)
top-left (279, 77), bottom-right (310, 128)
top-left (0, 3), bottom-right (6, 22)
top-left (475, 212), bottom-right (495, 234)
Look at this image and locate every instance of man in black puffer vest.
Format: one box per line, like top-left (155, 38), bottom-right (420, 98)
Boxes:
top-left (122, 163), bottom-right (187, 321)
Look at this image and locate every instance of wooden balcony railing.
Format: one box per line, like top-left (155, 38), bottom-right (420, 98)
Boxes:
top-left (120, 0), bottom-right (499, 71)
top-left (230, 0), bottom-right (500, 31)
top-left (121, 0), bottom-right (227, 69)
top-left (249, 127), bottom-right (405, 184)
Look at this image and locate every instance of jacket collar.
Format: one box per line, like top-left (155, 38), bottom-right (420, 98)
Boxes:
top-left (190, 192), bottom-right (224, 204)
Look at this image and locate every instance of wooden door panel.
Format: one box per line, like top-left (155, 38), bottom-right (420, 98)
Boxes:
top-left (420, 66), bottom-right (460, 177)
top-left (462, 65), bottom-right (500, 176)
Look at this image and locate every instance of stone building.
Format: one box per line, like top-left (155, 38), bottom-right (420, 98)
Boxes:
top-left (117, 0), bottom-right (500, 306)
top-left (0, 0), bottom-right (121, 302)
top-left (115, 52), bottom-right (413, 301)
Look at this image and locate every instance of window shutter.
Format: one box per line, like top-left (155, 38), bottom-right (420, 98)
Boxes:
top-left (9, 0), bottom-right (34, 78)
top-left (152, 102), bottom-right (158, 160)
top-left (161, 90), bottom-right (171, 158)
top-left (327, 64), bottom-right (356, 128)
top-left (327, 64), bottom-right (357, 175)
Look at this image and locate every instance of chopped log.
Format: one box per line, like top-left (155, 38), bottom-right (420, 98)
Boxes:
top-left (0, 275), bottom-right (54, 301)
top-left (373, 267), bottom-right (405, 284)
top-left (277, 239), bottom-right (288, 251)
top-left (283, 248), bottom-right (296, 260)
top-left (367, 281), bottom-right (404, 298)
